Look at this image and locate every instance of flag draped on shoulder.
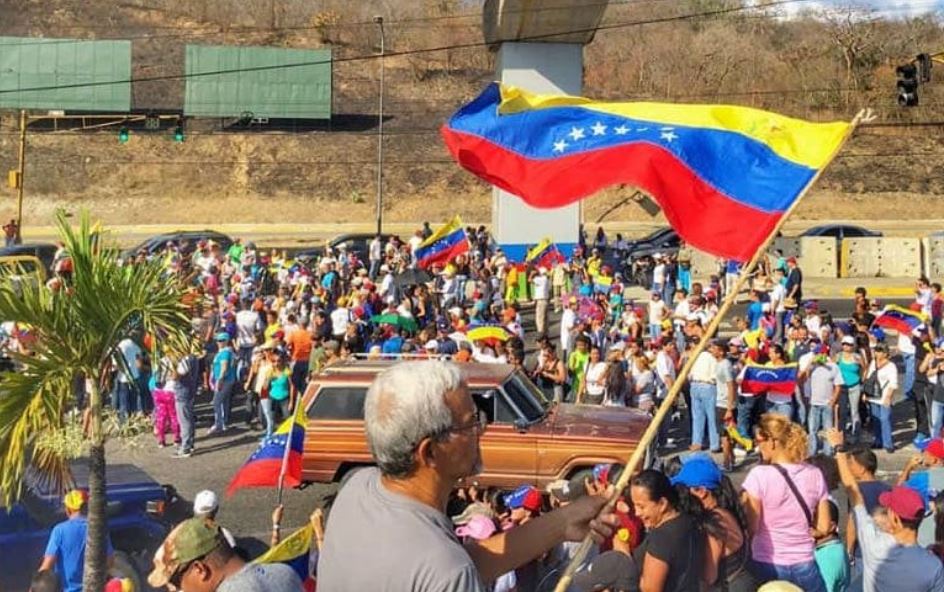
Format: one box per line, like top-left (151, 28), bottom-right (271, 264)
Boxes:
top-left (873, 304), bottom-right (927, 334)
top-left (413, 215), bottom-right (470, 269)
top-left (741, 363), bottom-right (798, 395)
top-left (226, 404), bottom-right (306, 496)
top-left (253, 523), bottom-right (317, 592)
top-left (441, 83), bottom-right (852, 262)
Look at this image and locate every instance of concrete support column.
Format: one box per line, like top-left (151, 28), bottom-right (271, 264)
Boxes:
top-left (483, 0), bottom-right (609, 261)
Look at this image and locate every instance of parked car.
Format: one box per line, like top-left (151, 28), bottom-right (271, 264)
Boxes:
top-left (292, 234), bottom-right (394, 267)
top-left (298, 360), bottom-right (653, 490)
top-left (0, 254), bottom-right (47, 294)
top-left (0, 462), bottom-right (175, 591)
top-left (621, 227), bottom-right (681, 286)
top-left (0, 243), bottom-right (58, 274)
top-left (799, 224), bottom-right (882, 241)
top-left (121, 230), bottom-right (233, 259)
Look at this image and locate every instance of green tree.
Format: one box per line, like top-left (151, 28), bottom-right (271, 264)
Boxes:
top-left (0, 211), bottom-right (192, 591)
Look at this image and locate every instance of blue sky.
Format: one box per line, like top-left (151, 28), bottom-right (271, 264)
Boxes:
top-left (779, 0), bottom-right (944, 17)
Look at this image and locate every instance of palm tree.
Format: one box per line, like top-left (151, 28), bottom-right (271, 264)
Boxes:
top-left (0, 211), bottom-right (192, 591)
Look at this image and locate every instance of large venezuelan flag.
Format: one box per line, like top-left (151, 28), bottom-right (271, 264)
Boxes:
top-left (741, 363), bottom-right (798, 395)
top-left (414, 215), bottom-right (470, 269)
top-left (873, 305), bottom-right (927, 335)
top-left (253, 523), bottom-right (317, 592)
top-left (441, 83), bottom-right (852, 261)
top-left (226, 406), bottom-right (306, 496)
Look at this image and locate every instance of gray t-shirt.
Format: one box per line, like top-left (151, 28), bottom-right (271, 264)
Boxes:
top-left (853, 505), bottom-right (944, 592)
top-left (317, 467), bottom-right (487, 592)
top-left (809, 363), bottom-right (843, 407)
top-left (218, 563), bottom-right (301, 592)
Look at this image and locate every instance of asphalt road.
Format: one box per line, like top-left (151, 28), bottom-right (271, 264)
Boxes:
top-left (107, 296), bottom-right (918, 557)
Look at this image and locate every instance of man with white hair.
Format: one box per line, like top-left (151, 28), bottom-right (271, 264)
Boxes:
top-left (318, 361), bottom-right (617, 591)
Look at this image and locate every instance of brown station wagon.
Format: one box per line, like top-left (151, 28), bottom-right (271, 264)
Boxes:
top-left (299, 360), bottom-right (654, 490)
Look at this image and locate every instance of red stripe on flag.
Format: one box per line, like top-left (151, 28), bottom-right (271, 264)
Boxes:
top-left (441, 127), bottom-right (783, 262)
top-left (418, 238), bottom-right (470, 269)
top-left (226, 452), bottom-right (303, 496)
top-left (741, 379), bottom-right (796, 395)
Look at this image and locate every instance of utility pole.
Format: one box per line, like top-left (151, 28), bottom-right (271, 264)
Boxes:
top-left (374, 15), bottom-right (385, 236)
top-left (15, 110), bottom-right (26, 244)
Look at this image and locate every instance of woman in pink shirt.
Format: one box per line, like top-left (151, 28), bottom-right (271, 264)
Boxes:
top-left (741, 414), bottom-right (831, 591)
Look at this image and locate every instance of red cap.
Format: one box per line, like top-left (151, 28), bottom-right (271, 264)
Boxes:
top-left (878, 486), bottom-right (925, 521)
top-left (926, 439), bottom-right (944, 460)
top-left (522, 488), bottom-right (543, 513)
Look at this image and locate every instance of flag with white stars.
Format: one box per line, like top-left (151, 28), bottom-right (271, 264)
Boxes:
top-left (442, 82), bottom-right (852, 261)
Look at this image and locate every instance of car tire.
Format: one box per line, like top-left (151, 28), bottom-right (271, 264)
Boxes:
top-left (109, 550), bottom-right (145, 592)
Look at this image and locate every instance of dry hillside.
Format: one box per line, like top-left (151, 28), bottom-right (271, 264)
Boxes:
top-left (0, 0), bottom-right (942, 226)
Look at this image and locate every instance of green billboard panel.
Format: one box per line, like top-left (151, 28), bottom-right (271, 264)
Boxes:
top-left (0, 37), bottom-right (132, 112)
top-left (185, 45), bottom-right (331, 119)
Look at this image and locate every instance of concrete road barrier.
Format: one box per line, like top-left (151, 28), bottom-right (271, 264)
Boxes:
top-left (841, 238), bottom-right (921, 278)
top-left (772, 237), bottom-right (837, 278)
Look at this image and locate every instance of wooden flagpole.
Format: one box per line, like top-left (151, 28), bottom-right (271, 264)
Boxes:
top-left (552, 109), bottom-right (872, 592)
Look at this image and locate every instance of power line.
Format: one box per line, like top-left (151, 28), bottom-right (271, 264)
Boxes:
top-left (0, 0), bottom-right (813, 95)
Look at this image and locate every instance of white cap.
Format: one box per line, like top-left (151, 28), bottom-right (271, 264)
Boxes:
top-left (193, 490), bottom-right (219, 515)
top-left (424, 339), bottom-right (439, 350)
top-left (841, 335), bottom-right (856, 345)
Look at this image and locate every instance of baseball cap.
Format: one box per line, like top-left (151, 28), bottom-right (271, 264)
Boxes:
top-left (918, 438), bottom-right (944, 460)
top-left (455, 514), bottom-right (497, 540)
top-left (670, 457), bottom-right (722, 489)
top-left (214, 332), bottom-right (230, 342)
top-left (547, 476), bottom-right (588, 503)
top-left (904, 472), bottom-right (936, 509)
top-left (451, 502), bottom-right (496, 525)
top-left (572, 551), bottom-right (639, 592)
top-left (63, 489), bottom-right (88, 512)
top-left (841, 335), bottom-right (856, 346)
top-left (878, 485), bottom-right (925, 522)
top-left (193, 490), bottom-right (219, 515)
top-left (147, 518), bottom-right (225, 588)
top-left (504, 485), bottom-right (542, 513)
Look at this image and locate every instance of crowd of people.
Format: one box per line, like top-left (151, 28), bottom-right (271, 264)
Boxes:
top-left (26, 222), bottom-right (944, 592)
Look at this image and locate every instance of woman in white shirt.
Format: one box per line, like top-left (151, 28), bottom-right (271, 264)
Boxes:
top-left (580, 347), bottom-right (608, 405)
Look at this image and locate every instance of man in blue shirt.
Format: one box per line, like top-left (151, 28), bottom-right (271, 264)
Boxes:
top-left (39, 490), bottom-right (113, 592)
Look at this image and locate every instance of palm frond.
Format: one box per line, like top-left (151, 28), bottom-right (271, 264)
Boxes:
top-left (0, 210), bottom-right (193, 504)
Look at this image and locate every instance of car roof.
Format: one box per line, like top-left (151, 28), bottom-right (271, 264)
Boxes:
top-left (329, 233), bottom-right (393, 245)
top-left (315, 359), bottom-right (515, 387)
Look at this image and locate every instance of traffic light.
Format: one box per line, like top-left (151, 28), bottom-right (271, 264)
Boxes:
top-left (118, 127), bottom-right (130, 143)
top-left (897, 63), bottom-right (919, 107)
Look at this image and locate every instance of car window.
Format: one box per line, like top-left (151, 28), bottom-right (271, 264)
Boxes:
top-left (842, 227), bottom-right (864, 238)
top-left (502, 373), bottom-right (548, 423)
top-left (306, 387), bottom-right (367, 420)
top-left (472, 389), bottom-right (517, 424)
top-left (0, 259), bottom-right (39, 277)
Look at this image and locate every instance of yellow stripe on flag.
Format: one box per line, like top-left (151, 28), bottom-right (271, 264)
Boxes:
top-left (496, 84), bottom-right (850, 170)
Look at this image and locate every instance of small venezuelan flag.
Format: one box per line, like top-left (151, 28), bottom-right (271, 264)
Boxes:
top-left (226, 405), bottom-right (306, 496)
top-left (414, 215), bottom-right (470, 269)
top-left (253, 523), bottom-right (317, 592)
top-left (741, 363), bottom-right (798, 396)
top-left (873, 305), bottom-right (927, 335)
top-left (442, 83), bottom-right (852, 262)
top-left (526, 238), bottom-right (567, 268)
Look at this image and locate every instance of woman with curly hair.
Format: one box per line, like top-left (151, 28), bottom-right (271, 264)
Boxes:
top-left (740, 414), bottom-right (831, 591)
